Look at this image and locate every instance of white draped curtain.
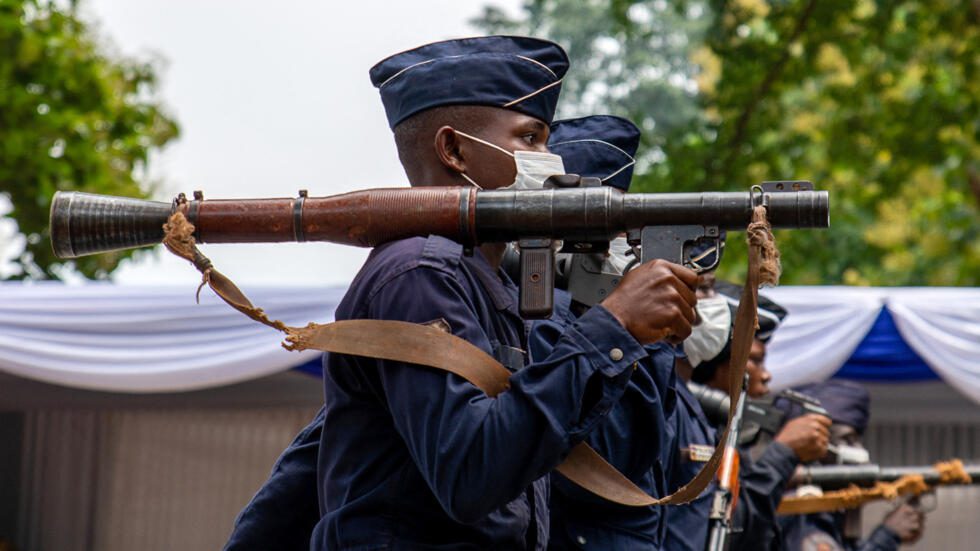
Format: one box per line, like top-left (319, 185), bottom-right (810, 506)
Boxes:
top-left (887, 288), bottom-right (980, 404)
top-left (766, 287), bottom-right (980, 404)
top-left (0, 283), bottom-right (342, 392)
top-left (764, 287), bottom-right (885, 389)
top-left (2, 283), bottom-right (979, 403)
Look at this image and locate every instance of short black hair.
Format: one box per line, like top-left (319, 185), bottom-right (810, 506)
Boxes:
top-left (393, 105), bottom-right (498, 183)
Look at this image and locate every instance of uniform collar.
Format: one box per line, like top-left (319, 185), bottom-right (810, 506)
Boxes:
top-left (466, 248), bottom-right (518, 313)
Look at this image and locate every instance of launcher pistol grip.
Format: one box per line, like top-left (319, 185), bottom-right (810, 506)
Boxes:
top-left (518, 237), bottom-right (555, 319)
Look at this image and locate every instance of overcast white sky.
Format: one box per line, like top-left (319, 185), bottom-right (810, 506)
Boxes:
top-left (73, 0), bottom-right (521, 285)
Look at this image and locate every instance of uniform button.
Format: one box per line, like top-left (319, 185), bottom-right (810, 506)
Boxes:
top-left (609, 348), bottom-right (624, 361)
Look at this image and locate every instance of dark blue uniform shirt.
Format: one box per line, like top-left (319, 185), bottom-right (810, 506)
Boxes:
top-left (311, 236), bottom-right (647, 550)
top-left (526, 290), bottom-right (678, 550)
top-left (780, 512), bottom-right (901, 551)
top-left (664, 382), bottom-right (719, 551)
top-left (665, 382), bottom-right (800, 551)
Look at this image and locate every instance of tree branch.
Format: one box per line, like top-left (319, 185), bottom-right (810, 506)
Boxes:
top-left (969, 166), bottom-right (980, 208)
top-left (716, 0), bottom-right (820, 182)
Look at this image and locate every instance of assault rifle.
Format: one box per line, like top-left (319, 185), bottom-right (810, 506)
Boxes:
top-left (50, 179), bottom-right (828, 318)
top-left (705, 375), bottom-right (750, 551)
top-left (790, 463), bottom-right (980, 491)
top-left (687, 382), bottom-right (871, 464)
top-left (780, 461), bottom-right (980, 519)
top-left (688, 381), bottom-right (826, 446)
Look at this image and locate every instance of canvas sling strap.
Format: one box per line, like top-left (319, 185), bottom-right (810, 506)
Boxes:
top-left (777, 460), bottom-right (972, 515)
top-left (160, 203), bottom-right (780, 507)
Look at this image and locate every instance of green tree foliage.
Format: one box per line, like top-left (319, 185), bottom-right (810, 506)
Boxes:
top-left (0, 0), bottom-right (178, 280)
top-left (475, 0), bottom-right (980, 285)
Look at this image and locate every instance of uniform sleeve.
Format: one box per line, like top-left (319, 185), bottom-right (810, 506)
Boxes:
top-left (855, 525), bottom-right (901, 551)
top-left (534, 329), bottom-right (675, 544)
top-left (224, 407), bottom-right (324, 551)
top-left (730, 441), bottom-right (800, 551)
top-left (368, 266), bottom-right (647, 523)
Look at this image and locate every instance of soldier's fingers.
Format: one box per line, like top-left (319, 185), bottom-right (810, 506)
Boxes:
top-left (668, 312), bottom-right (693, 342)
top-left (665, 274), bottom-right (698, 307)
top-left (666, 261), bottom-right (699, 289)
top-left (811, 414), bottom-right (833, 427)
top-left (672, 295), bottom-right (697, 324)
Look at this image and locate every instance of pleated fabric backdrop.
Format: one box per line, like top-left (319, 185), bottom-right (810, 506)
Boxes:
top-left (3, 283), bottom-right (979, 402)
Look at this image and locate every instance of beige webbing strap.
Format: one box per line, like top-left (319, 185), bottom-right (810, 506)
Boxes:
top-left (162, 205), bottom-right (779, 507)
top-left (778, 459), bottom-right (973, 515)
top-left (664, 204), bottom-right (781, 505)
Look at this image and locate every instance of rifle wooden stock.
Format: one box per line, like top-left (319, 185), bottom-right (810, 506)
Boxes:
top-left (50, 186), bottom-right (830, 259)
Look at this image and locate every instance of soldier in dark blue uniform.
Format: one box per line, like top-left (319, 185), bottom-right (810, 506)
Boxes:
top-left (225, 36), bottom-right (700, 551)
top-left (525, 115), bottom-right (678, 550)
top-left (778, 380), bottom-right (926, 551)
top-left (666, 284), bottom-right (832, 551)
top-left (664, 278), bottom-right (739, 551)
top-left (664, 372), bottom-right (719, 551)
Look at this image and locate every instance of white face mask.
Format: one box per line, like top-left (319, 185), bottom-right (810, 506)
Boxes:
top-left (683, 295), bottom-right (732, 367)
top-left (603, 236), bottom-right (635, 275)
top-left (454, 130), bottom-right (565, 191)
top-left (828, 443), bottom-right (871, 465)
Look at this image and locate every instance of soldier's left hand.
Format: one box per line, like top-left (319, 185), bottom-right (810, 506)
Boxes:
top-left (882, 503), bottom-right (925, 543)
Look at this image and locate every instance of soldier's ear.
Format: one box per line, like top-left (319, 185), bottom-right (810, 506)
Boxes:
top-left (433, 126), bottom-right (468, 175)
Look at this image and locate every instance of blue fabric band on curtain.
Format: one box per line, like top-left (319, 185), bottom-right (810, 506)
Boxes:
top-left (834, 308), bottom-right (938, 381)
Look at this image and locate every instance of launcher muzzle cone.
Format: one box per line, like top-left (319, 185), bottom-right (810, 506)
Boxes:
top-left (50, 191), bottom-right (173, 259)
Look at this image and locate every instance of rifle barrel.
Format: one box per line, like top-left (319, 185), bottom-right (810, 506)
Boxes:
top-left (791, 463), bottom-right (980, 490)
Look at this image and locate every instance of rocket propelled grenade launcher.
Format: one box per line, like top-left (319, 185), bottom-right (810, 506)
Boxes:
top-left (50, 181), bottom-right (829, 317)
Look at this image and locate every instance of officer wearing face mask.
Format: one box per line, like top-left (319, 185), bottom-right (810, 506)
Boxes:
top-left (667, 282), bottom-right (831, 551)
top-left (777, 380), bottom-right (926, 551)
top-left (703, 283), bottom-right (833, 467)
top-left (322, 36), bottom-right (698, 551)
top-left (454, 130), bottom-right (567, 191)
top-left (520, 115), bottom-right (679, 550)
top-left (223, 36), bottom-right (699, 549)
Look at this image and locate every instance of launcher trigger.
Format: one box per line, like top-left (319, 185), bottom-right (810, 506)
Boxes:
top-left (639, 225), bottom-right (722, 273)
top-left (518, 237), bottom-right (555, 319)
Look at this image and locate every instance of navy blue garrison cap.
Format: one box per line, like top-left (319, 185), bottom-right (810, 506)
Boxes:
top-left (716, 280), bottom-right (787, 342)
top-left (370, 36), bottom-right (569, 129)
top-left (548, 115), bottom-right (640, 191)
top-left (782, 380), bottom-right (871, 435)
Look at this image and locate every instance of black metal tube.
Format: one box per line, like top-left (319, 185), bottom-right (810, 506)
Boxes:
top-left (687, 382), bottom-right (731, 426)
top-left (472, 188), bottom-right (830, 242)
top-left (50, 191), bottom-right (173, 259)
top-left (51, 187), bottom-right (830, 259)
top-left (791, 464), bottom-right (980, 490)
